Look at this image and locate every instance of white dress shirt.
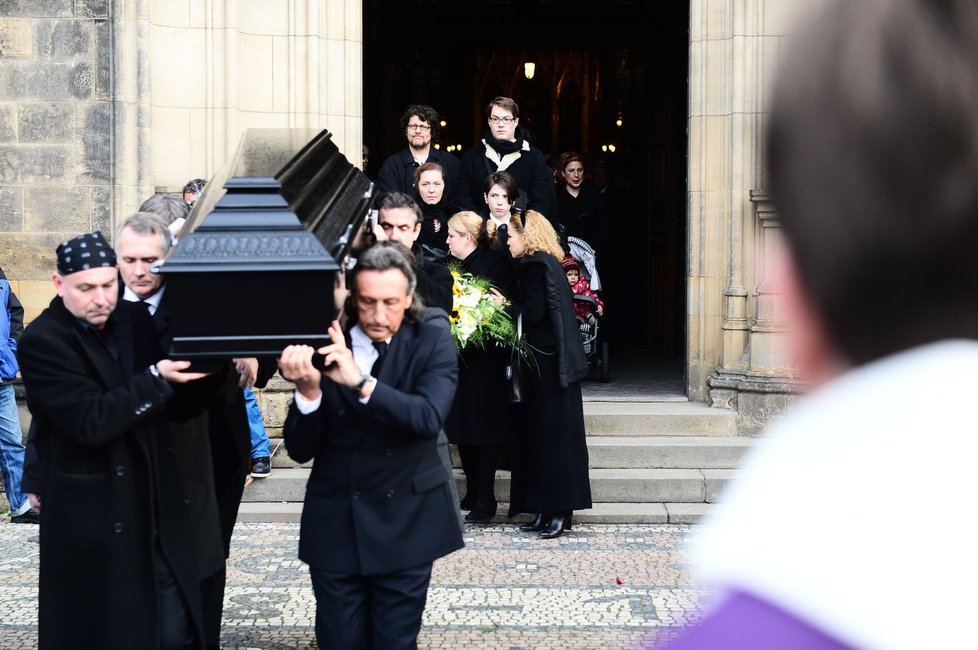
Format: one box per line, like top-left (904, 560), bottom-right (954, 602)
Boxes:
top-left (293, 325), bottom-right (391, 413)
top-left (122, 284), bottom-right (165, 316)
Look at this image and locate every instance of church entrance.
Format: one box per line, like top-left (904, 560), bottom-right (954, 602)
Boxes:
top-left (363, 0), bottom-right (689, 391)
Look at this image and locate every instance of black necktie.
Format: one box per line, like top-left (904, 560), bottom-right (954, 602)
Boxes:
top-left (371, 341), bottom-right (388, 376)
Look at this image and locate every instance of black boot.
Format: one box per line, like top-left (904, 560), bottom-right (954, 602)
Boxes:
top-left (465, 446), bottom-right (498, 523)
top-left (519, 513), bottom-right (547, 532)
top-left (539, 512), bottom-right (572, 539)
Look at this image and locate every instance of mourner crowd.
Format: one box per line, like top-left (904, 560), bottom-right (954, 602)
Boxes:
top-left (0, 96), bottom-right (611, 649)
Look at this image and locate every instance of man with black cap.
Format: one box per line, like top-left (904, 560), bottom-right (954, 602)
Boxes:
top-left (17, 232), bottom-right (210, 649)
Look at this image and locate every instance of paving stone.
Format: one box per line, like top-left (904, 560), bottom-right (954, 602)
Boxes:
top-left (0, 521), bottom-right (707, 648)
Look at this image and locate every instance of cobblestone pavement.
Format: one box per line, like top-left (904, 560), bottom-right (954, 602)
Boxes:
top-left (0, 521), bottom-right (706, 649)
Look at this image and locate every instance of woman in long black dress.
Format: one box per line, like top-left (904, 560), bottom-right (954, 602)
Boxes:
top-left (444, 211), bottom-right (516, 522)
top-left (503, 209), bottom-right (591, 538)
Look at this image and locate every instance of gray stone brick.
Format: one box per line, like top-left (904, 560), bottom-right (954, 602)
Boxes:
top-left (18, 103), bottom-right (73, 143)
top-left (90, 184), bottom-right (109, 234)
top-left (0, 104), bottom-right (15, 142)
top-left (94, 18), bottom-right (111, 99)
top-left (0, 145), bottom-right (69, 183)
top-left (69, 62), bottom-right (95, 99)
top-left (0, 64), bottom-right (25, 99)
top-left (0, 185), bottom-right (23, 231)
top-left (0, 17), bottom-right (31, 57)
top-left (76, 0), bottom-right (110, 19)
top-left (35, 19), bottom-right (94, 60)
top-left (25, 185), bottom-right (90, 233)
top-left (0, 0), bottom-right (72, 18)
top-left (80, 102), bottom-right (111, 182)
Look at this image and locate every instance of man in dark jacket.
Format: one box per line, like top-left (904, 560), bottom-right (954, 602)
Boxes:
top-left (18, 232), bottom-right (210, 649)
top-left (376, 191), bottom-right (454, 314)
top-left (278, 241), bottom-right (463, 650)
top-left (455, 96), bottom-right (557, 222)
top-left (376, 104), bottom-right (461, 198)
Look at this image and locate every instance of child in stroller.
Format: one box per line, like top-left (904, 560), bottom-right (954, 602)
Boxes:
top-left (561, 250), bottom-right (610, 381)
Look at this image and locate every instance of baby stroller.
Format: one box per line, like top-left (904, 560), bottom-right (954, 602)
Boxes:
top-left (566, 237), bottom-right (610, 383)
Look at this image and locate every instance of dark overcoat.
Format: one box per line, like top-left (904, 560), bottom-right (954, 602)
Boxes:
top-left (455, 132), bottom-right (557, 221)
top-left (283, 309), bottom-right (464, 576)
top-left (446, 244), bottom-right (516, 446)
top-left (376, 146), bottom-right (462, 198)
top-left (17, 298), bottom-right (204, 649)
top-left (507, 252), bottom-right (592, 516)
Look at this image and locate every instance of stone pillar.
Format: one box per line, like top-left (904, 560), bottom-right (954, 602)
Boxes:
top-left (708, 191), bottom-right (804, 434)
top-left (147, 0), bottom-right (363, 191)
top-left (687, 0), bottom-right (809, 410)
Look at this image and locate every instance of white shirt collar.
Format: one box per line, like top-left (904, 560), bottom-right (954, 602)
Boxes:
top-left (122, 284), bottom-right (165, 315)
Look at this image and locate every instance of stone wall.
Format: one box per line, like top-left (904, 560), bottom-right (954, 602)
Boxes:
top-left (0, 0), bottom-right (120, 319)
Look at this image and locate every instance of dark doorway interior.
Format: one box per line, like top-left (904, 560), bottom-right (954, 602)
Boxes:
top-left (363, 0), bottom-right (689, 372)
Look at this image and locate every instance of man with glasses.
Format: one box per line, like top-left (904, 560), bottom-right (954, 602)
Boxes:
top-left (377, 104), bottom-right (461, 199)
top-left (456, 96), bottom-right (556, 223)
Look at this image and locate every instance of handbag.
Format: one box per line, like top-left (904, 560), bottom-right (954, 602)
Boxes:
top-left (506, 312), bottom-right (524, 403)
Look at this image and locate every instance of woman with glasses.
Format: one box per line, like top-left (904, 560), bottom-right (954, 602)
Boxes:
top-left (456, 97), bottom-right (557, 223)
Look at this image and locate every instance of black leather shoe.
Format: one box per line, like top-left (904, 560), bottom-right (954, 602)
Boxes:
top-left (464, 502), bottom-right (497, 523)
top-left (539, 512), bottom-right (572, 539)
top-left (11, 508), bottom-right (40, 525)
top-left (519, 513), bottom-right (547, 532)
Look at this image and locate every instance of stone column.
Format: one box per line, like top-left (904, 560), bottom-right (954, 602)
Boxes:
top-left (147, 0), bottom-right (363, 190)
top-left (687, 0), bottom-right (808, 411)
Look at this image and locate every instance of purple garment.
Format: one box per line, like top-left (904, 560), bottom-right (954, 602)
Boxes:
top-left (657, 591), bottom-right (854, 650)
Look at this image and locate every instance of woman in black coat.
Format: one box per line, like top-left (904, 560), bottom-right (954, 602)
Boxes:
top-left (554, 152), bottom-right (607, 252)
top-left (444, 210), bottom-right (515, 522)
top-left (413, 161), bottom-right (455, 255)
top-left (502, 209), bottom-right (592, 538)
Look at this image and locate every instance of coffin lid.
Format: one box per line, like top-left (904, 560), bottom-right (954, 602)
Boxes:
top-left (162, 128), bottom-right (374, 273)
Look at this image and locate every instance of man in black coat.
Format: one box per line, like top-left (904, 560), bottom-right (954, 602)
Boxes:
top-left (115, 210), bottom-right (270, 649)
top-left (455, 96), bottom-right (557, 222)
top-left (376, 104), bottom-right (461, 198)
top-left (376, 191), bottom-right (454, 314)
top-left (278, 242), bottom-right (463, 650)
top-left (18, 232), bottom-right (210, 649)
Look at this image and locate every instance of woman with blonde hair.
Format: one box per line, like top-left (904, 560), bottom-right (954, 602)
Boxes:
top-left (444, 211), bottom-right (516, 521)
top-left (502, 210), bottom-right (591, 538)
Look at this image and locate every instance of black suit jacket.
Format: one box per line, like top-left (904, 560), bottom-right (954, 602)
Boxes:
top-left (283, 309), bottom-right (463, 575)
top-left (18, 298), bottom-right (205, 649)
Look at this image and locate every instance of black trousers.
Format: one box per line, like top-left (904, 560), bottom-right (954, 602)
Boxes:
top-left (201, 567), bottom-right (227, 649)
top-left (309, 562), bottom-right (433, 650)
top-left (154, 546), bottom-right (196, 650)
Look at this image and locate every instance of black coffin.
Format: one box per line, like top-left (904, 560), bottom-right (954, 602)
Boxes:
top-left (159, 128), bottom-right (374, 358)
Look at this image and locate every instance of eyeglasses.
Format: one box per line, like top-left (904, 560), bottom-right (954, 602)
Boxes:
top-left (407, 124), bottom-right (431, 132)
top-left (489, 116), bottom-right (515, 125)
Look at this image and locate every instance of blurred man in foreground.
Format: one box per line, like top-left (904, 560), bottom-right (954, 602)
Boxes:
top-left (663, 1), bottom-right (978, 648)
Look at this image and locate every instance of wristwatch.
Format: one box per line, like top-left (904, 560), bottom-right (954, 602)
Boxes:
top-left (353, 372), bottom-right (374, 393)
top-left (148, 364), bottom-right (161, 379)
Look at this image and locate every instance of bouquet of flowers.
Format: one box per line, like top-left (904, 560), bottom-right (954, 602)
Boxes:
top-left (447, 264), bottom-right (523, 355)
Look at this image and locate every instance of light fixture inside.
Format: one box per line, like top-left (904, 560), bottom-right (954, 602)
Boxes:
top-left (524, 62), bottom-right (536, 79)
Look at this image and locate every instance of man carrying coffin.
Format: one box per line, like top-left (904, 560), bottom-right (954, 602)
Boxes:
top-left (17, 232), bottom-right (210, 649)
top-left (278, 241), bottom-right (463, 650)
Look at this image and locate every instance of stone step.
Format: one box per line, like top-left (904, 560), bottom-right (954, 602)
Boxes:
top-left (236, 501), bottom-right (710, 525)
top-left (242, 467), bottom-right (735, 505)
top-left (261, 400), bottom-right (738, 444)
top-left (268, 435), bottom-right (753, 470)
top-left (582, 402), bottom-right (737, 436)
